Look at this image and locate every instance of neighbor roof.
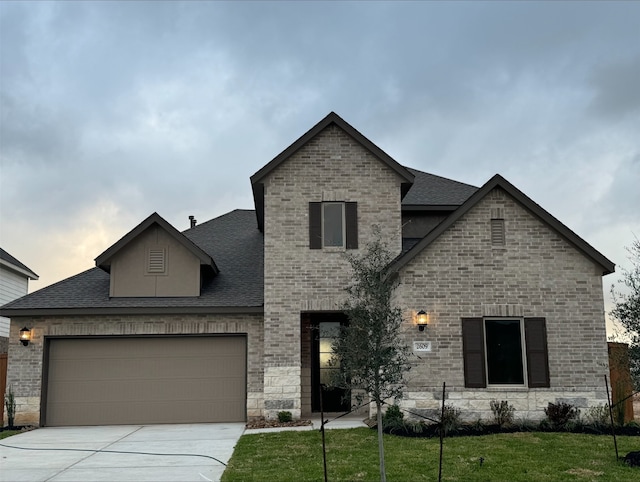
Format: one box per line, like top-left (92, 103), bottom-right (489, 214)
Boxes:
top-left (388, 174), bottom-right (616, 276)
top-left (250, 111), bottom-right (416, 231)
top-left (0, 247), bottom-right (39, 280)
top-left (0, 210), bottom-right (263, 316)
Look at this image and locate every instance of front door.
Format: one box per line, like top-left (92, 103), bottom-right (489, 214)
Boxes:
top-left (311, 313), bottom-right (350, 412)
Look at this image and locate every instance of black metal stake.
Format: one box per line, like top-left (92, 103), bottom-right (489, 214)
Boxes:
top-left (320, 384), bottom-right (328, 482)
top-left (438, 382), bottom-right (446, 482)
top-left (604, 375), bottom-right (619, 460)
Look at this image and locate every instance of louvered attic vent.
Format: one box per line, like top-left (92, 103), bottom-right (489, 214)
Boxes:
top-left (491, 219), bottom-right (505, 246)
top-left (147, 248), bottom-right (166, 273)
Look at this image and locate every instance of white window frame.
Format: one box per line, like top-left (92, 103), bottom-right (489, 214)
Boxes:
top-left (322, 202), bottom-right (346, 248)
top-left (483, 318), bottom-right (528, 387)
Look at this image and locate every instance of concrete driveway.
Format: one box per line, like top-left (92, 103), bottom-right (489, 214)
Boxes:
top-left (0, 423), bottom-right (245, 482)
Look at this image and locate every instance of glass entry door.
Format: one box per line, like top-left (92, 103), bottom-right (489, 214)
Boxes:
top-left (311, 313), bottom-right (350, 412)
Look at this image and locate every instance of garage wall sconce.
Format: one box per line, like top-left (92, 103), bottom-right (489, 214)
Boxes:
top-left (20, 327), bottom-right (32, 346)
top-left (416, 310), bottom-right (429, 331)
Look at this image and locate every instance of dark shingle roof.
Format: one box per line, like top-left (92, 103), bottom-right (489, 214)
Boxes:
top-left (402, 168), bottom-right (478, 208)
top-left (0, 210), bottom-right (263, 315)
top-left (0, 248), bottom-right (39, 279)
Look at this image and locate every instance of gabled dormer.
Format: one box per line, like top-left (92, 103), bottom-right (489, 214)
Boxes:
top-left (95, 213), bottom-right (218, 297)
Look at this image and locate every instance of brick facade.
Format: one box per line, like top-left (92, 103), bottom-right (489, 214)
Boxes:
top-left (394, 187), bottom-right (609, 419)
top-left (262, 124), bottom-right (405, 418)
top-left (5, 313), bottom-right (263, 426)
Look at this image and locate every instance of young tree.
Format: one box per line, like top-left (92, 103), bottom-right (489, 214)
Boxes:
top-left (611, 238), bottom-right (640, 389)
top-left (330, 229), bottom-right (411, 482)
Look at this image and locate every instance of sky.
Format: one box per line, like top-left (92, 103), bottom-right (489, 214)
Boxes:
top-left (0, 1), bottom-right (638, 335)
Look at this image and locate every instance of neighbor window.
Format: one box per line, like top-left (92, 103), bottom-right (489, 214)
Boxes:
top-left (484, 319), bottom-right (525, 385)
top-left (309, 202), bottom-right (358, 250)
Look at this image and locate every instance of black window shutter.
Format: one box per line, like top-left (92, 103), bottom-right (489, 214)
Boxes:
top-left (309, 202), bottom-right (322, 249)
top-left (461, 318), bottom-right (487, 388)
top-left (524, 317), bottom-right (550, 388)
top-left (345, 202), bottom-right (358, 249)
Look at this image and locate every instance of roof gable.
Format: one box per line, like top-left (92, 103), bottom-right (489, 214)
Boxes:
top-left (95, 212), bottom-right (219, 275)
top-left (250, 112), bottom-right (415, 231)
top-left (389, 174), bottom-right (615, 276)
top-left (0, 247), bottom-right (39, 280)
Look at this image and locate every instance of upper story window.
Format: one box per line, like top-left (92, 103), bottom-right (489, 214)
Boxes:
top-left (309, 202), bottom-right (358, 250)
top-left (322, 203), bottom-right (345, 247)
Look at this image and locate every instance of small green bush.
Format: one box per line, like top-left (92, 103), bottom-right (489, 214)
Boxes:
top-left (544, 402), bottom-right (579, 429)
top-left (382, 404), bottom-right (405, 433)
top-left (4, 385), bottom-right (16, 428)
top-left (277, 411), bottom-right (292, 423)
top-left (490, 400), bottom-right (515, 427)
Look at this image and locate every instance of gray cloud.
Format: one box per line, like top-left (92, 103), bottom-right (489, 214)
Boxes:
top-left (1, 1), bottom-right (639, 315)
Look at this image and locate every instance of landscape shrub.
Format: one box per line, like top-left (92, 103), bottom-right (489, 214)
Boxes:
top-left (490, 400), bottom-right (515, 427)
top-left (584, 405), bottom-right (611, 427)
top-left (544, 402), bottom-right (579, 430)
top-left (439, 405), bottom-right (462, 435)
top-left (382, 404), bottom-right (405, 433)
top-left (277, 411), bottom-right (292, 423)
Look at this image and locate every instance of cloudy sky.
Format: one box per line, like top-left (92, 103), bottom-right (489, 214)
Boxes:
top-left (1, 1), bottom-right (638, 334)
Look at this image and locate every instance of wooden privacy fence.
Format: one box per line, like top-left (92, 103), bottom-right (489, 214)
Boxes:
top-left (0, 353), bottom-right (7, 423)
top-left (607, 342), bottom-right (635, 423)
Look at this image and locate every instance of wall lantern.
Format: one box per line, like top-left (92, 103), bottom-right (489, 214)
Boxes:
top-left (20, 327), bottom-right (32, 346)
top-left (416, 310), bottom-right (429, 331)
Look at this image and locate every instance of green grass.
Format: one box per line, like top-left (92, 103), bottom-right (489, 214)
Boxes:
top-left (0, 430), bottom-right (22, 440)
top-left (222, 428), bottom-right (639, 481)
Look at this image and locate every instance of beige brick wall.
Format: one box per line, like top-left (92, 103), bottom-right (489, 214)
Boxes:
top-left (395, 187), bottom-right (610, 419)
top-left (262, 124), bottom-right (406, 418)
top-left (5, 313), bottom-right (263, 426)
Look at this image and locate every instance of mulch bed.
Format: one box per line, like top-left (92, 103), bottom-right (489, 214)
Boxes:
top-left (245, 417), bottom-right (313, 429)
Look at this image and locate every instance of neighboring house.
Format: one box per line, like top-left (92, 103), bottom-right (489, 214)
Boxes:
top-left (0, 248), bottom-right (38, 353)
top-left (0, 112), bottom-right (615, 427)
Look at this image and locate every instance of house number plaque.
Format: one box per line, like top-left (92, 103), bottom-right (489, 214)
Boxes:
top-left (413, 341), bottom-right (432, 352)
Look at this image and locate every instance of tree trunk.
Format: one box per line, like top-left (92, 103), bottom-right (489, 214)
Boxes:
top-left (377, 399), bottom-right (386, 482)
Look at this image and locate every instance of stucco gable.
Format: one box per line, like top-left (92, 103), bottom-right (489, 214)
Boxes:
top-left (250, 112), bottom-right (415, 231)
top-left (389, 174), bottom-right (615, 276)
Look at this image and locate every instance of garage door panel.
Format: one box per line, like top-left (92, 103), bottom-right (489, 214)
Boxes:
top-left (45, 337), bottom-right (246, 426)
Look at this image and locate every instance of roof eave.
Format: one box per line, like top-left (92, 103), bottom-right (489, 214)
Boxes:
top-left (0, 305), bottom-right (264, 317)
top-left (0, 258), bottom-right (39, 280)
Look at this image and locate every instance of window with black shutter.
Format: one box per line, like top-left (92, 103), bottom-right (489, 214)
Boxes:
top-left (309, 202), bottom-right (358, 250)
top-left (462, 317), bottom-right (550, 388)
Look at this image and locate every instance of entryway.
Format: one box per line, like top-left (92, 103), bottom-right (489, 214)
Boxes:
top-left (305, 312), bottom-right (350, 413)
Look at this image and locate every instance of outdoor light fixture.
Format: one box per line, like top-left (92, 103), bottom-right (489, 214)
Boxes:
top-left (416, 310), bottom-right (429, 331)
top-left (20, 327), bottom-right (32, 346)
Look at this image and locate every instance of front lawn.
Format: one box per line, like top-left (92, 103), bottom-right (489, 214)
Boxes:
top-left (0, 430), bottom-right (22, 440)
top-left (222, 428), bottom-right (639, 481)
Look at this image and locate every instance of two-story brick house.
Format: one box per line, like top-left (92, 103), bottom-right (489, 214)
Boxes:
top-left (1, 112), bottom-right (614, 426)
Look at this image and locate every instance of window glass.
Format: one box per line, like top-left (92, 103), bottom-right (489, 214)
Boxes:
top-left (323, 203), bottom-right (344, 247)
top-left (485, 320), bottom-right (524, 384)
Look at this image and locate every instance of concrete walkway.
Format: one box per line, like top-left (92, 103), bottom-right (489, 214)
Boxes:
top-left (0, 423), bottom-right (245, 482)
